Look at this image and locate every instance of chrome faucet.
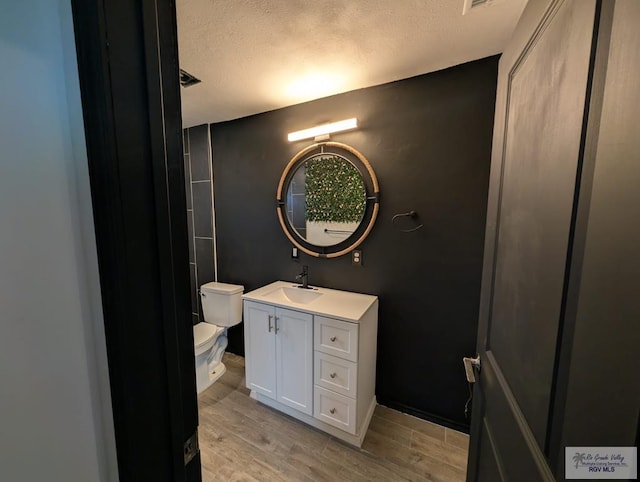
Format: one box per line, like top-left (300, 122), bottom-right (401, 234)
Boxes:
top-left (296, 265), bottom-right (310, 289)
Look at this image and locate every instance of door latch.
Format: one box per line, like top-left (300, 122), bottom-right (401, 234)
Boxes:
top-left (463, 356), bottom-right (481, 419)
top-left (463, 355), bottom-right (481, 383)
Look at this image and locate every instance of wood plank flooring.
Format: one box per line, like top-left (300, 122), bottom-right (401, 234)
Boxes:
top-left (198, 354), bottom-right (469, 482)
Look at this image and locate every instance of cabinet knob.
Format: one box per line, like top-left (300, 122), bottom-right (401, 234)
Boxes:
top-left (330, 336), bottom-right (337, 342)
top-left (329, 372), bottom-right (337, 379)
top-left (329, 408), bottom-right (336, 414)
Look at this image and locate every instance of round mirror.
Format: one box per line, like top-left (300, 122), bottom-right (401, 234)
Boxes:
top-left (277, 142), bottom-right (380, 258)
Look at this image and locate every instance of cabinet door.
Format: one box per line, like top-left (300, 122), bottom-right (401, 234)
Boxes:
top-left (243, 301), bottom-right (276, 399)
top-left (275, 308), bottom-right (313, 415)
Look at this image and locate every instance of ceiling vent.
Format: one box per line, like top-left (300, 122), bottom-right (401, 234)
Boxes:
top-left (462, 0), bottom-right (503, 15)
top-left (179, 69), bottom-right (201, 88)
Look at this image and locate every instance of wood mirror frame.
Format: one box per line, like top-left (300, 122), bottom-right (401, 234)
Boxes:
top-left (276, 141), bottom-right (380, 258)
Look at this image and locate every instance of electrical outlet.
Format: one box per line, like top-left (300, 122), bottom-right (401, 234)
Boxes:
top-left (352, 250), bottom-right (362, 266)
top-left (292, 247), bottom-right (299, 259)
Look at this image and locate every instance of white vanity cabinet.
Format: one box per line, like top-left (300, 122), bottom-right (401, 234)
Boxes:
top-left (243, 281), bottom-right (378, 447)
top-left (243, 301), bottom-right (313, 415)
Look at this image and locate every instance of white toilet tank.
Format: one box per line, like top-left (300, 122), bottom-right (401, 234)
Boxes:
top-left (200, 282), bottom-right (244, 327)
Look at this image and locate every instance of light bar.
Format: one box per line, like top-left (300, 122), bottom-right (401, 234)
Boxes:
top-left (287, 118), bottom-right (358, 142)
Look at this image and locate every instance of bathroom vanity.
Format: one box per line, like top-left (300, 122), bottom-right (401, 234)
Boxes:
top-left (243, 281), bottom-right (378, 447)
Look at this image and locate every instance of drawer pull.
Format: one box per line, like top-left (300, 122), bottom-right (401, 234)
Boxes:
top-left (329, 372), bottom-right (337, 379)
top-left (329, 408), bottom-right (336, 414)
top-left (330, 336), bottom-right (337, 342)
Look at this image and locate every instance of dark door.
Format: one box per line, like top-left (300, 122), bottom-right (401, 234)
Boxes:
top-left (467, 0), bottom-right (640, 480)
top-left (72, 0), bottom-right (201, 480)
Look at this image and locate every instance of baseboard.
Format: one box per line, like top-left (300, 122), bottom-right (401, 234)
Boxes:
top-left (376, 398), bottom-right (470, 434)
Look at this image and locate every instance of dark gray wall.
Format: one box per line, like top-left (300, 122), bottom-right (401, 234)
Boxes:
top-left (183, 125), bottom-right (216, 324)
top-left (207, 56), bottom-right (498, 429)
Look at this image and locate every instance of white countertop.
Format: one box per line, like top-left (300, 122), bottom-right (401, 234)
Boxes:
top-left (242, 281), bottom-right (378, 322)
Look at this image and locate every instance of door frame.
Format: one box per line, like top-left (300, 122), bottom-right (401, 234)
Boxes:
top-left (71, 0), bottom-right (200, 480)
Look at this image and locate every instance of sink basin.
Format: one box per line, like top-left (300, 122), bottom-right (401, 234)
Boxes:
top-left (244, 281), bottom-right (378, 321)
top-left (262, 286), bottom-right (323, 305)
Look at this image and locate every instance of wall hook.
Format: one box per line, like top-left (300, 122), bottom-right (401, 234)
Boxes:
top-left (392, 210), bottom-right (424, 233)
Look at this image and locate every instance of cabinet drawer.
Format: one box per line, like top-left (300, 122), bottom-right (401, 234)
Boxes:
top-left (314, 386), bottom-right (356, 434)
top-left (314, 352), bottom-right (357, 398)
top-left (314, 316), bottom-right (358, 362)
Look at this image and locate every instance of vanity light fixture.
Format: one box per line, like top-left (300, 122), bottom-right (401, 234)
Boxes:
top-left (287, 118), bottom-right (358, 142)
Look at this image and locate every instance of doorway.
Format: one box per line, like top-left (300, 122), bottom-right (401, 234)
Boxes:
top-left (71, 0), bottom-right (640, 481)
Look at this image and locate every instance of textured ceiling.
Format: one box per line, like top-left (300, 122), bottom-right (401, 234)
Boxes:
top-left (177, 0), bottom-right (527, 127)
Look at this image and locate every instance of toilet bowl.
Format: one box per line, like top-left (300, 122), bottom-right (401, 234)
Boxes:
top-left (193, 281), bottom-right (243, 394)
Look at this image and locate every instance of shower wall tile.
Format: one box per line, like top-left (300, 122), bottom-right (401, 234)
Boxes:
top-left (195, 238), bottom-right (214, 286)
top-left (189, 124), bottom-right (210, 181)
top-left (183, 129), bottom-right (192, 210)
top-left (187, 212), bottom-right (194, 262)
top-left (189, 262), bottom-right (198, 316)
top-left (196, 237), bottom-right (214, 320)
top-left (192, 181), bottom-right (213, 237)
top-left (291, 194), bottom-right (305, 231)
top-left (291, 166), bottom-right (305, 194)
top-left (184, 153), bottom-right (192, 210)
top-left (184, 125), bottom-right (214, 325)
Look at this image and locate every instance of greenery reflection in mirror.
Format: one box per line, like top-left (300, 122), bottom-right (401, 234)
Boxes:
top-left (288, 154), bottom-right (366, 247)
top-left (277, 142), bottom-right (380, 258)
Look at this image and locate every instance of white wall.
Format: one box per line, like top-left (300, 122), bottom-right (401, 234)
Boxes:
top-left (0, 1), bottom-right (118, 480)
top-left (305, 221), bottom-right (360, 247)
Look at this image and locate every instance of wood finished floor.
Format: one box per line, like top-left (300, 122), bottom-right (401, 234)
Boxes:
top-left (198, 353), bottom-right (469, 482)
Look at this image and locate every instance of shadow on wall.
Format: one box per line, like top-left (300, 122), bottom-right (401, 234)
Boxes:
top-left (189, 56), bottom-right (499, 430)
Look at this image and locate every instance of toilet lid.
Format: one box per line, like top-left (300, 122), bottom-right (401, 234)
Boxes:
top-left (193, 323), bottom-right (224, 349)
top-left (200, 281), bottom-right (244, 295)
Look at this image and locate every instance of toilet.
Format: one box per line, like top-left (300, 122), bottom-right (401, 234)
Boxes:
top-left (193, 281), bottom-right (244, 394)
